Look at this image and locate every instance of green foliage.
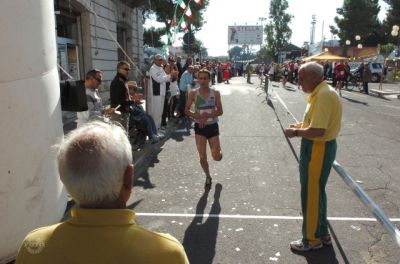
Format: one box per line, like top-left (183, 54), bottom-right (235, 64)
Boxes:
top-left (182, 38), bottom-right (205, 55)
top-left (382, 0), bottom-right (400, 44)
top-left (330, 0), bottom-right (382, 46)
top-left (379, 43), bottom-right (395, 57)
top-left (228, 45), bottom-right (257, 61)
top-left (143, 27), bottom-right (165, 47)
top-left (264, 0), bottom-right (293, 60)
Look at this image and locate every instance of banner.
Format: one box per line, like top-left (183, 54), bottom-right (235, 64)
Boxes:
top-left (228, 25), bottom-right (263, 45)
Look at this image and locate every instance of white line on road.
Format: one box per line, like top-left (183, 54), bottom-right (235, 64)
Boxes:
top-left (136, 212), bottom-right (400, 222)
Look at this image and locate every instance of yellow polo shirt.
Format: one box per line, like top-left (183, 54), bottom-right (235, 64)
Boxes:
top-left (301, 81), bottom-right (342, 141)
top-left (16, 208), bottom-right (189, 264)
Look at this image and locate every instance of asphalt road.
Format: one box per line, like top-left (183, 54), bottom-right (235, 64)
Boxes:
top-left (128, 76), bottom-right (400, 264)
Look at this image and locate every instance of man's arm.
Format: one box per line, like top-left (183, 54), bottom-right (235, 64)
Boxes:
top-left (151, 67), bottom-right (172, 83)
top-left (285, 127), bottom-right (326, 139)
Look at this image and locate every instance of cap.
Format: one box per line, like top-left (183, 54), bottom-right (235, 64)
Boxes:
top-left (154, 54), bottom-right (163, 60)
top-left (127, 81), bottom-right (138, 88)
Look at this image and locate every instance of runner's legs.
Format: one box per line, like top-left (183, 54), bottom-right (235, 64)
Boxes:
top-left (208, 135), bottom-right (222, 161)
top-left (195, 134), bottom-right (210, 178)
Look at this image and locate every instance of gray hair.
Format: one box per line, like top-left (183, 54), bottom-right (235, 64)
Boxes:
top-left (299, 62), bottom-right (324, 79)
top-left (57, 121), bottom-right (132, 207)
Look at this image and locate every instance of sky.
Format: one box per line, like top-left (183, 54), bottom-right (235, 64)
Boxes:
top-left (194, 0), bottom-right (389, 56)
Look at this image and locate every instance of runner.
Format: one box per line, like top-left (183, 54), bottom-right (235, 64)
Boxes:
top-left (334, 60), bottom-right (346, 96)
top-left (185, 68), bottom-right (223, 189)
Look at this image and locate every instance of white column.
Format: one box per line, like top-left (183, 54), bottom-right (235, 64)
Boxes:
top-left (0, 0), bottom-right (67, 261)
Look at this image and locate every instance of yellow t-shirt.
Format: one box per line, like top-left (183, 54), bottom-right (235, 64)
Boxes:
top-left (301, 81), bottom-right (342, 141)
top-left (16, 208), bottom-right (189, 264)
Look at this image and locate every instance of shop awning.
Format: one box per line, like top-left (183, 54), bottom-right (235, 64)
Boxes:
top-left (304, 53), bottom-right (348, 62)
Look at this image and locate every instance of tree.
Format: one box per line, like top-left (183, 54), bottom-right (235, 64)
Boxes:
top-left (142, 0), bottom-right (209, 45)
top-left (382, 0), bottom-right (400, 44)
top-left (228, 45), bottom-right (257, 62)
top-left (182, 38), bottom-right (204, 55)
top-left (264, 0), bottom-right (293, 61)
top-left (330, 0), bottom-right (382, 46)
top-left (143, 27), bottom-right (165, 47)
top-left (379, 43), bottom-right (395, 57)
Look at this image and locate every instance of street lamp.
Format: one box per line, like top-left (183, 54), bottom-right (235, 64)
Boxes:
top-left (391, 25), bottom-right (399, 80)
top-left (355, 35), bottom-right (361, 41)
top-left (357, 44), bottom-right (363, 49)
top-left (345, 40), bottom-right (351, 45)
top-left (258, 17), bottom-right (267, 60)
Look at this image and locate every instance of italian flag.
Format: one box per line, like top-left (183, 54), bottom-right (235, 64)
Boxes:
top-left (194, 0), bottom-right (202, 6)
top-left (180, 18), bottom-right (188, 31)
top-left (178, 0), bottom-right (186, 10)
top-left (184, 6), bottom-right (192, 18)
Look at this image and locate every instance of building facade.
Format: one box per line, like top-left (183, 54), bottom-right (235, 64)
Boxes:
top-left (55, 0), bottom-right (145, 123)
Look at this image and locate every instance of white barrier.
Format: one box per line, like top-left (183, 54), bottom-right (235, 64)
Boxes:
top-left (0, 0), bottom-right (67, 262)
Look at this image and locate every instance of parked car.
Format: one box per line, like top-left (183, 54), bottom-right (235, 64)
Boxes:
top-left (350, 62), bottom-right (383, 83)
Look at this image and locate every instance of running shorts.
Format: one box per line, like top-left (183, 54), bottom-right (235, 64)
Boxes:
top-left (194, 122), bottom-right (219, 139)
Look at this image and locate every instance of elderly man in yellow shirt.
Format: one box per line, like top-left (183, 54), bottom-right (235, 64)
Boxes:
top-left (16, 121), bottom-right (188, 264)
top-left (285, 62), bottom-right (342, 252)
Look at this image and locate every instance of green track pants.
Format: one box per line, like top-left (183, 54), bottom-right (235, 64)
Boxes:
top-left (299, 138), bottom-right (337, 246)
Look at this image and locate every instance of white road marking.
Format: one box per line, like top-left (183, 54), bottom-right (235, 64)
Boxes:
top-left (136, 212), bottom-right (400, 222)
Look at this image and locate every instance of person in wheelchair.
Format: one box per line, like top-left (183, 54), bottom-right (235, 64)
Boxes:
top-left (127, 81), bottom-right (164, 144)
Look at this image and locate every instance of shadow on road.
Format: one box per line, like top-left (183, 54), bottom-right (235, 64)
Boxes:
top-left (291, 246), bottom-right (339, 264)
top-left (133, 145), bottom-right (163, 189)
top-left (182, 183), bottom-right (222, 264)
top-left (341, 95), bottom-right (368, 105)
top-left (169, 119), bottom-right (193, 142)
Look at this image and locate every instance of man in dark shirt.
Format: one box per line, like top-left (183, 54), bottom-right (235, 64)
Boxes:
top-left (110, 61), bottom-right (132, 132)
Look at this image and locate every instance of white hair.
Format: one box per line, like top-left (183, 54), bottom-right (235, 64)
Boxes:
top-left (299, 62), bottom-right (324, 79)
top-left (57, 121), bottom-right (132, 207)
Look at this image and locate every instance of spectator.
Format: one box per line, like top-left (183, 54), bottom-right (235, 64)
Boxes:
top-left (127, 81), bottom-right (163, 144)
top-left (77, 69), bottom-right (115, 127)
top-left (178, 65), bottom-right (194, 118)
top-left (362, 63), bottom-right (372, 94)
top-left (176, 56), bottom-right (184, 82)
top-left (16, 122), bottom-right (189, 263)
top-left (110, 61), bottom-right (132, 132)
top-left (223, 63), bottom-right (230, 84)
top-left (285, 62), bottom-right (342, 252)
top-left (148, 54), bottom-right (178, 130)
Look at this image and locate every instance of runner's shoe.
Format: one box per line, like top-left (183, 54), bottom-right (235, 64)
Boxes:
top-left (290, 239), bottom-right (323, 252)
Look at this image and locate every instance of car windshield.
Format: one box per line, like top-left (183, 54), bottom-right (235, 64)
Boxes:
top-left (371, 63), bottom-right (382, 69)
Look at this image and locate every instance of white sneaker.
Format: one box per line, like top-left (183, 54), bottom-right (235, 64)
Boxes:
top-left (290, 239), bottom-right (323, 252)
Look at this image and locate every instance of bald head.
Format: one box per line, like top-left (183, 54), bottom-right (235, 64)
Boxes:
top-left (298, 62), bottom-right (324, 93)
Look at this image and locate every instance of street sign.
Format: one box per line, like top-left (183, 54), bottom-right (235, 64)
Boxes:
top-left (183, 32), bottom-right (195, 44)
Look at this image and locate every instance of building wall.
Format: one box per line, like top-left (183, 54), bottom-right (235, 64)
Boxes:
top-left (75, 0), bottom-right (144, 94)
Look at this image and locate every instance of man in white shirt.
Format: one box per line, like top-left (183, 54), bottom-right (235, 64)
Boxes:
top-left (77, 69), bottom-right (115, 127)
top-left (148, 54), bottom-right (178, 129)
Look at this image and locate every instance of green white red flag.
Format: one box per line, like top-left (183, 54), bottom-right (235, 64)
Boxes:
top-left (178, 0), bottom-right (186, 10)
top-left (184, 6), bottom-right (192, 18)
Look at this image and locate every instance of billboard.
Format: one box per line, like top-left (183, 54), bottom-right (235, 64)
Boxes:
top-left (228, 25), bottom-right (263, 45)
